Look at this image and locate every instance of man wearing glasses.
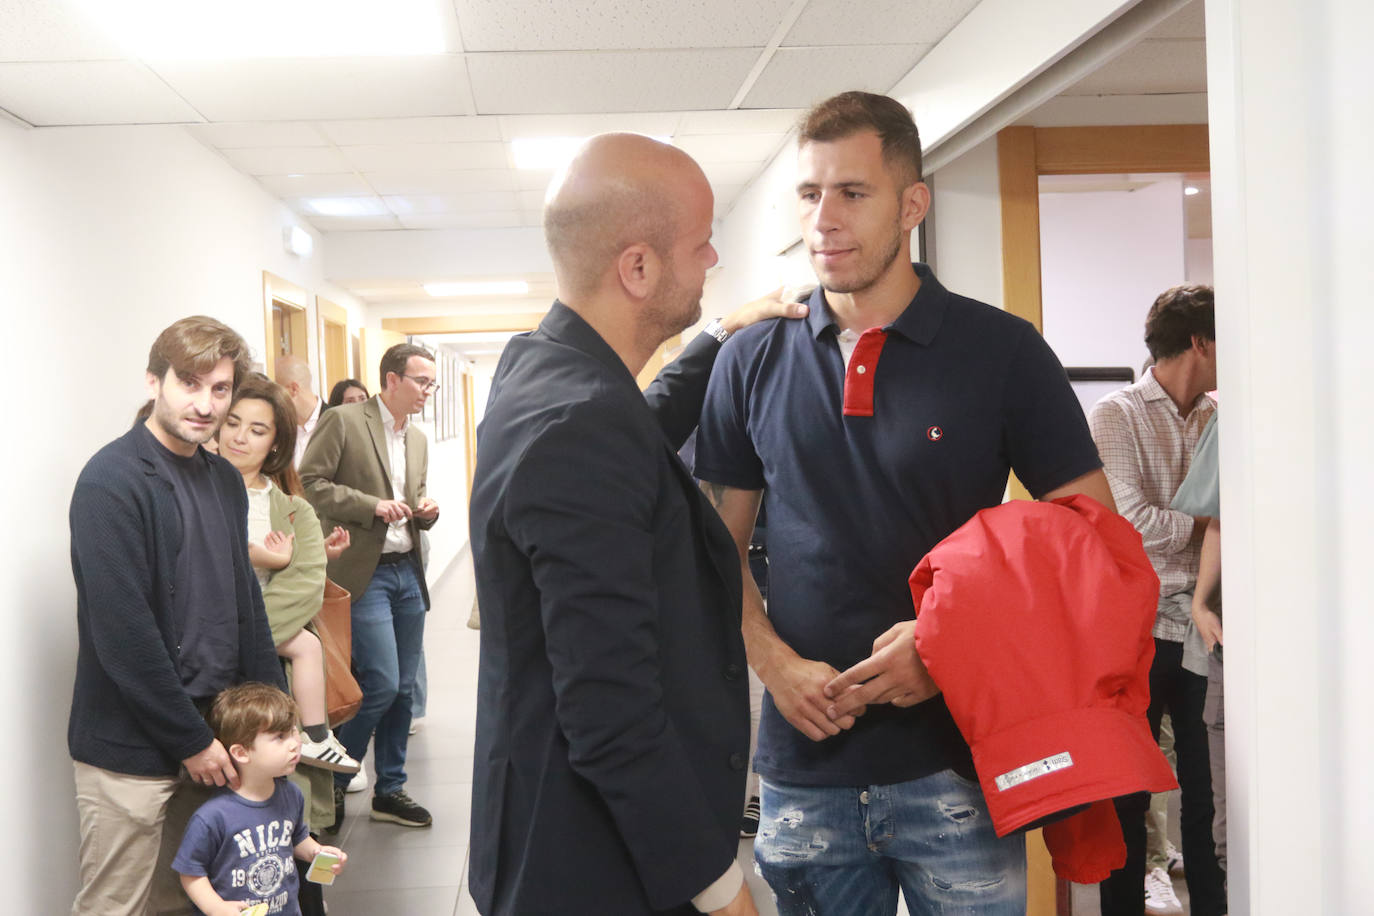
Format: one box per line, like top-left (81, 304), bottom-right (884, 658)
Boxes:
top-left (301, 342), bottom-right (441, 832)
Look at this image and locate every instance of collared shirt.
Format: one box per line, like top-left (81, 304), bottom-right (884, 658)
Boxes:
top-left (1089, 367), bottom-right (1216, 641)
top-left (293, 395), bottom-right (323, 468)
top-left (376, 395), bottom-right (414, 554)
top-left (695, 264), bottom-right (1103, 787)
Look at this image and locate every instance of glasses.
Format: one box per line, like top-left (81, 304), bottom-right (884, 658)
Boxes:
top-left (404, 375), bottom-right (440, 393)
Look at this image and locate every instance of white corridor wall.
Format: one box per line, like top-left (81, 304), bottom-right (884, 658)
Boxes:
top-left (0, 119), bottom-right (362, 913)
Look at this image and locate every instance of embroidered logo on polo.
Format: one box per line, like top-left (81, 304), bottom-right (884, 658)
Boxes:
top-left (994, 752), bottom-right (1074, 792)
top-left (927, 426), bottom-right (943, 442)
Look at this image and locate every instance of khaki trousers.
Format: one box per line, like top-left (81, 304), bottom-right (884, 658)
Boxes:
top-left (71, 761), bottom-right (212, 916)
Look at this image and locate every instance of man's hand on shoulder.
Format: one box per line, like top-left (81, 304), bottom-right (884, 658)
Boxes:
top-left (718, 287), bottom-right (810, 336)
top-left (183, 738), bottom-right (238, 789)
top-left (823, 621), bottom-right (939, 720)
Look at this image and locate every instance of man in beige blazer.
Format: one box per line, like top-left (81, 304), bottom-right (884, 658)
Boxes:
top-left (300, 342), bottom-right (440, 832)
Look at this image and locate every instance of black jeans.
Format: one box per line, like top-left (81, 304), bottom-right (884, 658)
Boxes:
top-left (1100, 638), bottom-right (1227, 916)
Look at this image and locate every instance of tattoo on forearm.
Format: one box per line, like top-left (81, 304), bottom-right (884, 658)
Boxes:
top-left (700, 480), bottom-right (729, 508)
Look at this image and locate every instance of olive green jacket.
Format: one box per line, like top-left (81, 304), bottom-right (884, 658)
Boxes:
top-left (262, 485), bottom-right (334, 831)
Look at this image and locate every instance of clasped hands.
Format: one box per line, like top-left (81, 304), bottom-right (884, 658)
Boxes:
top-left (766, 620), bottom-right (939, 742)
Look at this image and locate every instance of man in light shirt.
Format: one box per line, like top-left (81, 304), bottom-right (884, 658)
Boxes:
top-left (1089, 284), bottom-right (1226, 916)
top-left (300, 343), bottom-right (440, 833)
top-left (274, 354), bottom-right (326, 466)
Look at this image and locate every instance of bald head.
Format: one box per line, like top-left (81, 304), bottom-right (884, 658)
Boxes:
top-left (544, 133), bottom-right (710, 303)
top-left (274, 354), bottom-right (313, 391)
top-left (274, 354), bottom-right (317, 425)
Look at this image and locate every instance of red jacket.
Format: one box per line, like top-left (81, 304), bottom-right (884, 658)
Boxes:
top-left (910, 494), bottom-right (1177, 883)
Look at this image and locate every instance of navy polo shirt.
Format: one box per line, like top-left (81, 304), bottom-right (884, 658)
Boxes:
top-left (695, 264), bottom-right (1102, 787)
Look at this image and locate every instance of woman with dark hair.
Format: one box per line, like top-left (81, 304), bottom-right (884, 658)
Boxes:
top-left (327, 378), bottom-right (369, 407)
top-left (219, 376), bottom-right (357, 777)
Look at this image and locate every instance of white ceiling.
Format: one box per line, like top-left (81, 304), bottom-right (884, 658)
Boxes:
top-left (0, 0), bottom-right (1207, 306)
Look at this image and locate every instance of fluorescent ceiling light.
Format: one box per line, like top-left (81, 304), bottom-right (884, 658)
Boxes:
top-left (512, 135), bottom-right (672, 171)
top-left (424, 281), bottom-right (530, 297)
top-left (1184, 186), bottom-right (1200, 196)
top-left (306, 197), bottom-right (388, 217)
top-left (75, 0), bottom-right (445, 59)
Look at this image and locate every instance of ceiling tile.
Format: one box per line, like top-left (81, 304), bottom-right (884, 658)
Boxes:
top-left (517, 189), bottom-right (546, 211)
top-left (149, 56), bottom-right (473, 121)
top-left (1147, 0), bottom-right (1206, 40)
top-left (499, 111), bottom-right (683, 139)
top-left (468, 49), bottom-right (759, 114)
top-left (676, 132), bottom-right (788, 164)
top-left (398, 212), bottom-right (524, 230)
top-left (1064, 40), bottom-right (1208, 96)
top-left (257, 173), bottom-right (374, 197)
top-left (319, 116), bottom-right (503, 145)
top-left (221, 146), bottom-right (352, 175)
top-left (520, 210), bottom-right (544, 227)
top-left (365, 168), bottom-right (518, 195)
top-left (342, 142), bottom-right (509, 171)
top-left (455, 0), bottom-right (796, 51)
top-left (783, 0), bottom-right (977, 46)
top-left (515, 168), bottom-right (559, 191)
top-left (383, 191), bottom-right (520, 214)
top-left (712, 182), bottom-right (746, 218)
top-left (0, 0), bottom-right (125, 61)
top-left (741, 46), bottom-right (928, 110)
top-left (308, 214), bottom-right (404, 232)
top-left (188, 122), bottom-right (331, 148)
top-left (0, 60), bottom-right (203, 125)
top-left (676, 108), bottom-right (802, 135)
top-left (701, 160), bottom-right (765, 188)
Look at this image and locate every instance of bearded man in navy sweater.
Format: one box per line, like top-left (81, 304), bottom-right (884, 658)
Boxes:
top-left (68, 316), bottom-right (284, 916)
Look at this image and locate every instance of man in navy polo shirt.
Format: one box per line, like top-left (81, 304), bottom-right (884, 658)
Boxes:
top-left (695, 91), bottom-right (1115, 914)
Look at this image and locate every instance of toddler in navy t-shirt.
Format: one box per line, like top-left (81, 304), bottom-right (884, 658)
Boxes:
top-left (173, 683), bottom-right (347, 915)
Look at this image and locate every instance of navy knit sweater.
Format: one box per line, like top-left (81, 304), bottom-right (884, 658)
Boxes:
top-left (67, 425), bottom-right (284, 777)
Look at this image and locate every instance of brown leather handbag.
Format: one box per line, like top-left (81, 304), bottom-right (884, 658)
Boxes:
top-left (313, 579), bottom-right (362, 727)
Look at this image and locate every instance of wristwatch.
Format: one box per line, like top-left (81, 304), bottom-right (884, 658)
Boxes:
top-left (702, 318), bottom-right (731, 344)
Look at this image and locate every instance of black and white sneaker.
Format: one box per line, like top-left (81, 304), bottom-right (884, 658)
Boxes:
top-left (740, 795), bottom-right (761, 838)
top-left (299, 731), bottom-right (361, 774)
top-left (371, 790), bottom-right (433, 827)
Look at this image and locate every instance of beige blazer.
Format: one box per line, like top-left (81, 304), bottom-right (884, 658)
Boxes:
top-left (299, 396), bottom-right (435, 608)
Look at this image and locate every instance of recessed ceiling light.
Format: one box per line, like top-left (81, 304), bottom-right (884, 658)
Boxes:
top-left (511, 135), bottom-right (672, 171)
top-left (305, 197), bottom-right (387, 217)
top-left (424, 281), bottom-right (531, 297)
top-left (75, 0), bottom-right (445, 58)
top-left (1184, 186), bottom-right (1200, 196)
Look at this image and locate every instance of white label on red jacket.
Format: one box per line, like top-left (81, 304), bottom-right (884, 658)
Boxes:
top-left (994, 752), bottom-right (1074, 792)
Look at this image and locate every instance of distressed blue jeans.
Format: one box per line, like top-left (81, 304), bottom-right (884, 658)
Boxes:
top-left (334, 561), bottom-right (426, 797)
top-left (755, 770), bottom-right (1026, 915)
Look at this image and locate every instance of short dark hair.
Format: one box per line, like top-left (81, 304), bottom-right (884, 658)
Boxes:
top-left (799, 91), bottom-right (923, 187)
top-left (146, 316), bottom-right (253, 391)
top-left (327, 378), bottom-right (369, 407)
top-left (209, 682), bottom-right (298, 752)
top-left (1144, 284), bottom-right (1215, 361)
top-left (230, 375), bottom-right (303, 497)
top-left (379, 343), bottom-right (435, 389)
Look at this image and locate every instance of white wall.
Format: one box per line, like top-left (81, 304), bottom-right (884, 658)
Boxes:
top-left (1039, 176), bottom-right (1187, 374)
top-left (927, 135), bottom-right (1004, 309)
top-left (1206, 0), bottom-right (1374, 912)
top-left (0, 119), bottom-right (362, 912)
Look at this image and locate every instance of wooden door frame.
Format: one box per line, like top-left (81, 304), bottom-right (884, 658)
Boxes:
top-left (997, 122), bottom-right (1209, 916)
top-left (997, 124), bottom-right (1211, 332)
top-left (261, 271), bottom-right (311, 379)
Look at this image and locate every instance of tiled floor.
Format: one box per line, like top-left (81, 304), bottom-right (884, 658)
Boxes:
top-left (317, 549), bottom-right (1191, 916)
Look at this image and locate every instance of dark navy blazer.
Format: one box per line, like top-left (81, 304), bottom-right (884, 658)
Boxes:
top-left (468, 303), bottom-right (749, 915)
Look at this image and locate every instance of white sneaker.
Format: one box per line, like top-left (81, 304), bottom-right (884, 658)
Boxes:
top-left (1165, 840), bottom-right (1184, 875)
top-left (1145, 866), bottom-right (1184, 915)
top-left (299, 731), bottom-right (362, 775)
top-left (346, 759), bottom-right (368, 794)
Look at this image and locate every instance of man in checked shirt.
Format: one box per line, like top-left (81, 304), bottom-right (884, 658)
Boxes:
top-left (1089, 284), bottom-right (1227, 916)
